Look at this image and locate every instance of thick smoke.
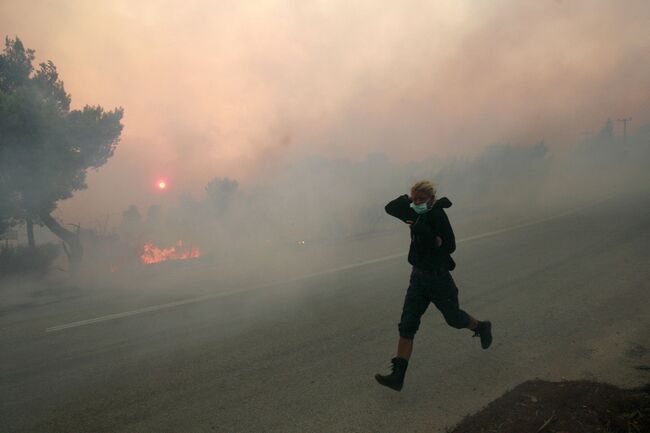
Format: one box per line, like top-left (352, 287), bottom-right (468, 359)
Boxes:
top-left (52, 120), bottom-right (646, 293)
top-left (1, 0), bottom-right (649, 223)
top-left (1, 1), bottom-right (649, 289)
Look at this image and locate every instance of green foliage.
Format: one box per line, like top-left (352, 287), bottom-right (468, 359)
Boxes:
top-left (0, 36), bottom-right (123, 224)
top-left (0, 37), bottom-right (34, 92)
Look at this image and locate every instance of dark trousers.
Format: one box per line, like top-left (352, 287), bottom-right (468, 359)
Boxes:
top-left (398, 267), bottom-right (470, 339)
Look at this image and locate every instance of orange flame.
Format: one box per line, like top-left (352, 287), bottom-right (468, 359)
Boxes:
top-left (140, 240), bottom-right (201, 264)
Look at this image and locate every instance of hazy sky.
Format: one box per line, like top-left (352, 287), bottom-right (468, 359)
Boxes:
top-left (1, 0), bottom-right (649, 223)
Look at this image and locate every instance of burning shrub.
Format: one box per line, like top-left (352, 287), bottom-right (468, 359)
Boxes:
top-left (140, 240), bottom-right (201, 264)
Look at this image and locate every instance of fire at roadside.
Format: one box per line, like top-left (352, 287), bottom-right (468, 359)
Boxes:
top-left (50, 225), bottom-right (207, 278)
top-left (139, 240), bottom-right (201, 265)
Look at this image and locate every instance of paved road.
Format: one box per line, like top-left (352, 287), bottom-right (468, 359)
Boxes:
top-left (2, 191), bottom-right (650, 433)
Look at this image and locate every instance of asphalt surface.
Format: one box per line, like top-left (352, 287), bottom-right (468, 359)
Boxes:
top-left (2, 191), bottom-right (650, 433)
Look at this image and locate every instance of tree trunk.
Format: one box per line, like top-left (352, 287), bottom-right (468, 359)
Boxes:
top-left (25, 217), bottom-right (35, 248)
top-left (40, 213), bottom-right (83, 275)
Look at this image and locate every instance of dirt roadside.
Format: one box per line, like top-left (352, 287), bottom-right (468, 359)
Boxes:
top-left (448, 379), bottom-right (650, 433)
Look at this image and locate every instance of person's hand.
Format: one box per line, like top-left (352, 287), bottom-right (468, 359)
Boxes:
top-left (435, 236), bottom-right (443, 247)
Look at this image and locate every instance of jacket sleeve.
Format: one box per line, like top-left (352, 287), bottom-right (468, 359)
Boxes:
top-left (385, 194), bottom-right (416, 223)
top-left (439, 210), bottom-right (456, 254)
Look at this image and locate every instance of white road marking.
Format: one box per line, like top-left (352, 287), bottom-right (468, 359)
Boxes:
top-left (45, 202), bottom-right (595, 333)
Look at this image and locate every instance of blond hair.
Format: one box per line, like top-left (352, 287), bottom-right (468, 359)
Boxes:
top-left (410, 180), bottom-right (437, 198)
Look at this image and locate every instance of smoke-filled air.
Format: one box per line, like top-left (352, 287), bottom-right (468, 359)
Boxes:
top-left (1, 1), bottom-right (650, 432)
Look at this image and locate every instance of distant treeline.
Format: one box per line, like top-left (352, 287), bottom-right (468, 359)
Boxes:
top-left (117, 118), bottom-right (650, 255)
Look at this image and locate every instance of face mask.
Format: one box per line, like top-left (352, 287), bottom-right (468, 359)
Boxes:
top-left (410, 201), bottom-right (430, 214)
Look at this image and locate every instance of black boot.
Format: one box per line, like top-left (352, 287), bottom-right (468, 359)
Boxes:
top-left (473, 320), bottom-right (492, 349)
top-left (375, 357), bottom-right (408, 391)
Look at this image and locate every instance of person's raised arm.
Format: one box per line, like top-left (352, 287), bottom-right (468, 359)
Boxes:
top-left (385, 194), bottom-right (416, 223)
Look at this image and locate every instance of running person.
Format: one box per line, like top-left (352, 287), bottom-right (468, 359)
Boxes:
top-left (375, 181), bottom-right (492, 391)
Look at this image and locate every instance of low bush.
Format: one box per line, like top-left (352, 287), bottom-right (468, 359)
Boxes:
top-left (0, 243), bottom-right (61, 279)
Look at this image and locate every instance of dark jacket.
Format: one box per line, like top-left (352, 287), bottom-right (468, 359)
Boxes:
top-left (385, 195), bottom-right (456, 271)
